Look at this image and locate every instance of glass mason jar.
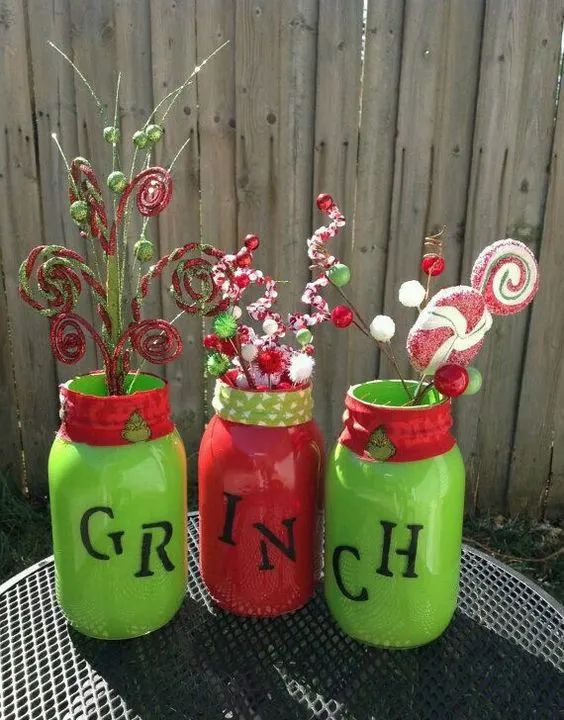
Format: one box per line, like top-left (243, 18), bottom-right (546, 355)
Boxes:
top-left (48, 372), bottom-right (187, 639)
top-left (199, 380), bottom-right (324, 616)
top-left (325, 380), bottom-right (465, 648)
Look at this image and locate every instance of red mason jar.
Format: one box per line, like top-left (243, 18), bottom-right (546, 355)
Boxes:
top-left (198, 380), bottom-right (324, 616)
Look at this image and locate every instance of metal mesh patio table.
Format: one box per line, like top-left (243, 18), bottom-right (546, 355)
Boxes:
top-left (1, 511), bottom-right (562, 720)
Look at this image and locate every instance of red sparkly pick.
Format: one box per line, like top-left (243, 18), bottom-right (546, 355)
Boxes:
top-left (331, 305), bottom-right (353, 328)
top-left (257, 348), bottom-right (285, 375)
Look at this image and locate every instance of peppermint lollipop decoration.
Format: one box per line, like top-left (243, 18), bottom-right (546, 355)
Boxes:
top-left (470, 238), bottom-right (539, 315)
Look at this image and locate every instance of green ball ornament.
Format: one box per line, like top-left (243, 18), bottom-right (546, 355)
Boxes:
top-left (133, 130), bottom-right (149, 149)
top-left (463, 366), bottom-right (483, 396)
top-left (327, 263), bottom-right (351, 287)
top-left (103, 126), bottom-right (120, 144)
top-left (296, 328), bottom-right (313, 346)
top-left (107, 170), bottom-right (128, 193)
top-left (213, 311), bottom-right (238, 339)
top-left (146, 124), bottom-right (163, 142)
top-left (134, 238), bottom-right (154, 263)
top-left (69, 200), bottom-right (89, 224)
top-left (206, 352), bottom-right (230, 377)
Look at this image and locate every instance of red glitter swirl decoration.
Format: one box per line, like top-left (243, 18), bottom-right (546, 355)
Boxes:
top-left (132, 243), bottom-right (230, 321)
top-left (129, 319), bottom-right (183, 365)
top-left (69, 159), bottom-right (111, 254)
top-left (50, 313), bottom-right (111, 368)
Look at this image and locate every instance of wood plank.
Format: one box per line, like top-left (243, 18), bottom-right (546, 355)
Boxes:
top-left (235, 0), bottom-right (318, 319)
top-left (457, 0), bottom-right (563, 514)
top-left (347, 0), bottom-right (404, 387)
top-left (382, 0), bottom-right (484, 382)
top-left (0, 267), bottom-right (23, 485)
top-left (26, 0), bottom-right (98, 381)
top-left (0, 0), bottom-right (59, 496)
top-left (196, 0), bottom-right (237, 422)
top-left (509, 83), bottom-right (564, 518)
top-left (150, 0), bottom-right (204, 462)
top-left (311, 0), bottom-right (363, 444)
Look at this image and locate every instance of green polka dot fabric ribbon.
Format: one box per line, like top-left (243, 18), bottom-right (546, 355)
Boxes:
top-left (212, 381), bottom-right (313, 427)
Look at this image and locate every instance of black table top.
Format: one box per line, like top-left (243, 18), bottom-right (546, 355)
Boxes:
top-left (1, 512), bottom-right (562, 720)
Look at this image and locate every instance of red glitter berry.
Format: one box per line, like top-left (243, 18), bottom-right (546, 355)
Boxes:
top-left (257, 348), bottom-right (285, 375)
top-left (218, 339), bottom-right (237, 358)
top-left (331, 305), bottom-right (353, 328)
top-left (244, 234), bottom-right (260, 251)
top-left (235, 274), bottom-right (250, 289)
top-left (421, 254), bottom-right (445, 277)
top-left (236, 249), bottom-right (252, 268)
top-left (316, 193), bottom-right (334, 213)
top-left (203, 334), bottom-right (220, 349)
top-left (434, 364), bottom-right (469, 397)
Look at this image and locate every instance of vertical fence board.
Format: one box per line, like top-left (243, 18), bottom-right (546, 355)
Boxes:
top-left (26, 0), bottom-right (99, 382)
top-left (509, 89), bottom-right (564, 518)
top-left (312, 0), bottom-right (363, 444)
top-left (150, 0), bottom-right (204, 463)
top-left (457, 0), bottom-right (563, 513)
top-left (347, 0), bottom-right (404, 387)
top-left (0, 0), bottom-right (59, 496)
top-left (0, 268), bottom-right (22, 483)
top-left (382, 0), bottom-right (484, 382)
top-left (235, 0), bottom-right (318, 319)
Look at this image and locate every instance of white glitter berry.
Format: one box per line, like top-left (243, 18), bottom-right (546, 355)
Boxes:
top-left (398, 280), bottom-right (426, 308)
top-left (370, 315), bottom-right (396, 342)
top-left (241, 343), bottom-right (258, 362)
top-left (262, 317), bottom-right (279, 336)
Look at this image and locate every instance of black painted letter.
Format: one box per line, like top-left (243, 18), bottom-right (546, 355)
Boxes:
top-left (376, 521), bottom-right (423, 579)
top-left (253, 518), bottom-right (297, 570)
top-left (135, 521), bottom-right (175, 577)
top-left (80, 506), bottom-right (114, 560)
top-left (218, 493), bottom-right (243, 546)
top-left (333, 545), bottom-right (368, 601)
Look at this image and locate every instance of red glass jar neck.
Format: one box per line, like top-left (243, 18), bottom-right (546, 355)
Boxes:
top-left (338, 380), bottom-right (455, 463)
top-left (58, 372), bottom-right (174, 446)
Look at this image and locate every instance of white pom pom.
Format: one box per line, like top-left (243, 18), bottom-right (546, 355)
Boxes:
top-left (398, 280), bottom-right (426, 308)
top-left (369, 315), bottom-right (396, 342)
top-left (241, 343), bottom-right (258, 362)
top-left (235, 373), bottom-right (249, 389)
top-left (288, 353), bottom-right (315, 384)
top-left (262, 317), bottom-right (279, 336)
top-left (231, 305), bottom-right (242, 319)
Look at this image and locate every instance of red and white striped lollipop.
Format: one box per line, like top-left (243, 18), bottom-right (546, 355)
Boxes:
top-left (471, 238), bottom-right (539, 315)
top-left (407, 286), bottom-right (493, 373)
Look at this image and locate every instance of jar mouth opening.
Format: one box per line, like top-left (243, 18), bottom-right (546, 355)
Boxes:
top-left (349, 379), bottom-right (447, 410)
top-left (64, 371), bottom-right (166, 398)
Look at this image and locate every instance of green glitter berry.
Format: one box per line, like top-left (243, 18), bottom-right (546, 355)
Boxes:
top-left (213, 311), bottom-right (238, 339)
top-left (327, 263), bottom-right (351, 287)
top-left (206, 352), bottom-right (230, 377)
top-left (296, 328), bottom-right (313, 346)
top-left (132, 130), bottom-right (149, 149)
top-left (146, 124), bottom-right (163, 142)
top-left (103, 126), bottom-right (120, 144)
top-left (107, 171), bottom-right (128, 193)
top-left (69, 200), bottom-right (89, 224)
top-left (134, 237), bottom-right (154, 263)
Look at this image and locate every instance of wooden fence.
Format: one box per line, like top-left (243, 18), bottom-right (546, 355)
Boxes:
top-left (1, 0), bottom-right (563, 518)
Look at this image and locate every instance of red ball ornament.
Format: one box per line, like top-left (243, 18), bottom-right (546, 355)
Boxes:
top-left (236, 248), bottom-right (252, 268)
top-left (218, 338), bottom-right (237, 358)
top-left (316, 193), bottom-right (334, 213)
top-left (434, 364), bottom-right (469, 397)
top-left (203, 333), bottom-right (220, 350)
top-left (235, 274), bottom-right (250, 289)
top-left (256, 348), bottom-right (285, 375)
top-left (421, 254), bottom-right (445, 276)
top-left (331, 305), bottom-right (353, 328)
top-left (244, 234), bottom-right (260, 251)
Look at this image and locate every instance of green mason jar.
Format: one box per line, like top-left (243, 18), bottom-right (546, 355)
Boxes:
top-left (48, 372), bottom-right (187, 639)
top-left (325, 380), bottom-right (465, 648)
